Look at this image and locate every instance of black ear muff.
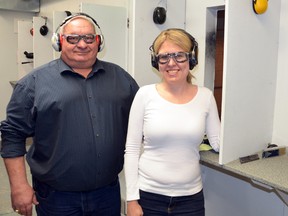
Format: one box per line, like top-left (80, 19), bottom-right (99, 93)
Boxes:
top-left (189, 39), bottom-right (198, 70)
top-left (253, 0), bottom-right (268, 14)
top-left (40, 25), bottom-right (49, 36)
top-left (40, 16), bottom-right (49, 36)
top-left (153, 7), bottom-right (166, 25)
top-left (149, 45), bottom-right (159, 70)
top-left (150, 49), bottom-right (159, 70)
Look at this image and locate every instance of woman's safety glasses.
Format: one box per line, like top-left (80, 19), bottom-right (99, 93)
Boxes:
top-left (157, 52), bottom-right (190, 64)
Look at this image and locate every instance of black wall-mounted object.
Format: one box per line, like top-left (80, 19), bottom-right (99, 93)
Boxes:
top-left (24, 51), bottom-right (34, 59)
top-left (40, 25), bottom-right (48, 36)
top-left (153, 7), bottom-right (166, 25)
top-left (40, 16), bottom-right (49, 36)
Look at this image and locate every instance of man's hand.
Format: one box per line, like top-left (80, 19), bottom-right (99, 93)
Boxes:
top-left (11, 182), bottom-right (38, 216)
top-left (4, 157), bottom-right (38, 216)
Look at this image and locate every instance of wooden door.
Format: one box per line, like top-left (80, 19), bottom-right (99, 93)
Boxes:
top-left (214, 10), bottom-right (225, 118)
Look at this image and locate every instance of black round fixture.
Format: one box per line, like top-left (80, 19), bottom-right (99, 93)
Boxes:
top-left (153, 7), bottom-right (166, 25)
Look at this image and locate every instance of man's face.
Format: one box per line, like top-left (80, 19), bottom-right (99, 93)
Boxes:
top-left (60, 17), bottom-right (100, 71)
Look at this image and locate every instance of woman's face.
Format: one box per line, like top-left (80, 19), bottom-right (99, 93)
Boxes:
top-left (157, 40), bottom-right (190, 84)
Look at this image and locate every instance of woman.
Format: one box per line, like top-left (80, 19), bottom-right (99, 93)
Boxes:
top-left (124, 28), bottom-right (221, 216)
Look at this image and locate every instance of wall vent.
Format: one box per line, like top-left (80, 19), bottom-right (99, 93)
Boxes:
top-left (0, 0), bottom-right (40, 12)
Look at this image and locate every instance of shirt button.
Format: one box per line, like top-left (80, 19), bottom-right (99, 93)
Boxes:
top-left (91, 114), bottom-right (96, 118)
top-left (88, 95), bottom-right (92, 99)
top-left (96, 134), bottom-right (99, 137)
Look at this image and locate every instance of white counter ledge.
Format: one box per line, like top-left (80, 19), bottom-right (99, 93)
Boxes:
top-left (200, 151), bottom-right (288, 204)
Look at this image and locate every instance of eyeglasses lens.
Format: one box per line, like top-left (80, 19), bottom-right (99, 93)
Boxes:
top-left (157, 52), bottom-right (189, 64)
top-left (64, 34), bottom-right (96, 44)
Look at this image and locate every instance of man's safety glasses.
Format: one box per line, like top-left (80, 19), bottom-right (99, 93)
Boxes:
top-left (62, 34), bottom-right (97, 44)
top-left (157, 52), bottom-right (190, 64)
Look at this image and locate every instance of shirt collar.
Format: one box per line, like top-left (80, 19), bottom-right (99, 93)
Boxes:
top-left (58, 58), bottom-right (105, 76)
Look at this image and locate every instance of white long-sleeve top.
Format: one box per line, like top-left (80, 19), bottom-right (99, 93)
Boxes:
top-left (124, 84), bottom-right (220, 201)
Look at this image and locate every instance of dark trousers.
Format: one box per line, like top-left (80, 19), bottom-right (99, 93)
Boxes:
top-left (139, 189), bottom-right (205, 216)
top-left (33, 177), bottom-right (121, 216)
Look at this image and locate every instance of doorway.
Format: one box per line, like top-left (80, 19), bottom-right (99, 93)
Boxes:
top-left (214, 10), bottom-right (225, 118)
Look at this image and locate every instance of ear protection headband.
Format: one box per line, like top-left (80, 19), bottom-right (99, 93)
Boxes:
top-left (150, 28), bottom-right (198, 70)
top-left (51, 13), bottom-right (105, 52)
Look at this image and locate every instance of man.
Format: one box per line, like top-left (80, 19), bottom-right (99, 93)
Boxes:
top-left (0, 13), bottom-right (139, 216)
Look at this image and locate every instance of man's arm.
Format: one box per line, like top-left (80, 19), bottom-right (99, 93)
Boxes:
top-left (4, 157), bottom-right (38, 216)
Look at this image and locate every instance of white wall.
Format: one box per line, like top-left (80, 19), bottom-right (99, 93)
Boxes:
top-left (0, 10), bottom-right (35, 121)
top-left (273, 0), bottom-right (288, 146)
top-left (39, 0), bottom-right (127, 15)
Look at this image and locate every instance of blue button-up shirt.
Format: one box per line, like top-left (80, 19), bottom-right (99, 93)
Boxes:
top-left (0, 58), bottom-right (139, 191)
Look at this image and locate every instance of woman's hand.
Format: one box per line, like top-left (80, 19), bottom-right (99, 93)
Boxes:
top-left (127, 200), bottom-right (143, 216)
